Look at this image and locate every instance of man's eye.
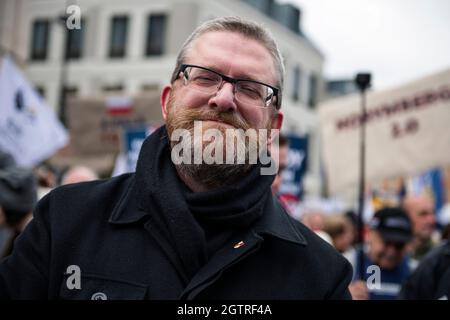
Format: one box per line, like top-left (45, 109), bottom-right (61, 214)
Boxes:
top-left (419, 210), bottom-right (432, 217)
top-left (192, 75), bottom-right (217, 83)
top-left (240, 85), bottom-right (262, 98)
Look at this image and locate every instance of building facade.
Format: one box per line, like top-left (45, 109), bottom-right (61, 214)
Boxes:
top-left (0, 0), bottom-right (325, 195)
top-left (326, 78), bottom-right (359, 100)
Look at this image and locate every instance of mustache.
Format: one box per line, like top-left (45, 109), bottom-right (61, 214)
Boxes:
top-left (192, 110), bottom-right (250, 130)
top-left (168, 104), bottom-right (251, 131)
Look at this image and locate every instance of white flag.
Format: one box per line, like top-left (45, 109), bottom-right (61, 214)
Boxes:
top-left (319, 68), bottom-right (450, 194)
top-left (0, 55), bottom-right (68, 167)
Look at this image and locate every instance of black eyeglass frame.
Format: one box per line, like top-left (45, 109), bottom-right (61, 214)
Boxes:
top-left (178, 64), bottom-right (280, 109)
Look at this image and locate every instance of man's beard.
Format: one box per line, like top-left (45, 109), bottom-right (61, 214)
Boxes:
top-left (166, 93), bottom-right (271, 190)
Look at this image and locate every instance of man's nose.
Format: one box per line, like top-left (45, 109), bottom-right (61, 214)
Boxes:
top-left (384, 245), bottom-right (398, 257)
top-left (426, 213), bottom-right (436, 225)
top-left (208, 82), bottom-right (237, 112)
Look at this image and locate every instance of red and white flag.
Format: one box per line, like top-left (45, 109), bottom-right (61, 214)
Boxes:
top-left (105, 96), bottom-right (133, 116)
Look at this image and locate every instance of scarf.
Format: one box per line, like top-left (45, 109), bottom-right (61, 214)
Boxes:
top-left (134, 125), bottom-right (275, 283)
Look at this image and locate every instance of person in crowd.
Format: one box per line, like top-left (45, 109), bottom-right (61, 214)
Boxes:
top-left (349, 207), bottom-right (413, 300)
top-left (271, 134), bottom-right (289, 196)
top-left (300, 211), bottom-right (333, 245)
top-left (0, 150), bottom-right (16, 255)
top-left (323, 214), bottom-right (355, 254)
top-left (0, 17), bottom-right (352, 299)
top-left (345, 210), bottom-right (360, 246)
top-left (403, 195), bottom-right (438, 267)
top-left (0, 150), bottom-right (15, 169)
top-left (60, 165), bottom-right (99, 185)
top-left (301, 211), bottom-right (326, 232)
top-left (399, 203), bottom-right (450, 300)
top-left (34, 162), bottom-right (59, 200)
top-left (0, 166), bottom-right (37, 258)
top-left (439, 203), bottom-right (450, 241)
top-left (399, 240), bottom-right (450, 300)
top-left (270, 134), bottom-right (293, 213)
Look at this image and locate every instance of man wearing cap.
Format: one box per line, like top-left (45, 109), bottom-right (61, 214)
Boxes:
top-left (349, 207), bottom-right (413, 300)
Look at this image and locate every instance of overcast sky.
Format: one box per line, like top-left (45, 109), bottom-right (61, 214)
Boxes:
top-left (279, 0), bottom-right (450, 90)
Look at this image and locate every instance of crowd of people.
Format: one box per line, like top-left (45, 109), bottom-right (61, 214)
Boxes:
top-left (283, 192), bottom-right (450, 300)
top-left (268, 136), bottom-right (449, 300)
top-left (0, 150), bottom-right (98, 258)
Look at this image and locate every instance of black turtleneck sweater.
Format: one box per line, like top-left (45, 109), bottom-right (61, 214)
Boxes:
top-left (133, 125), bottom-right (275, 282)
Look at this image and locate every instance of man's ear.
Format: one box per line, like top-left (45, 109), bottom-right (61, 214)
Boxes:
top-left (160, 85), bottom-right (173, 120)
top-left (271, 111), bottom-right (283, 130)
top-left (269, 111), bottom-right (283, 147)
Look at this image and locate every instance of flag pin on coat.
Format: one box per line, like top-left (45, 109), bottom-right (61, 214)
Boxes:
top-left (234, 241), bottom-right (245, 249)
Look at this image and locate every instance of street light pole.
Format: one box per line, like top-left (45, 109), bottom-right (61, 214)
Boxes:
top-left (57, 14), bottom-right (69, 125)
top-left (355, 72), bottom-right (371, 280)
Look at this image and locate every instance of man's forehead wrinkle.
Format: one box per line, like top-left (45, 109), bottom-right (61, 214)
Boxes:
top-left (186, 31), bottom-right (276, 85)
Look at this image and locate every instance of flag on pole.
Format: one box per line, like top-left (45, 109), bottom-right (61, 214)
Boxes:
top-left (105, 96), bottom-right (133, 116)
top-left (0, 55), bottom-right (68, 167)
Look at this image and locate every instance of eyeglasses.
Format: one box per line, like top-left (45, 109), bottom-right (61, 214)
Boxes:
top-left (178, 64), bottom-right (279, 109)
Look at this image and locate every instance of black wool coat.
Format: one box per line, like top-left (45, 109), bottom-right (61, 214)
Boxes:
top-left (0, 170), bottom-right (352, 300)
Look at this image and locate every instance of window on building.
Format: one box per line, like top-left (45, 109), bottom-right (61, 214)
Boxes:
top-left (141, 83), bottom-right (160, 92)
top-left (145, 14), bottom-right (167, 56)
top-left (65, 19), bottom-right (85, 59)
top-left (292, 65), bottom-right (301, 102)
top-left (63, 86), bottom-right (78, 99)
top-left (109, 16), bottom-right (129, 58)
top-left (30, 20), bottom-right (50, 61)
top-left (308, 73), bottom-right (318, 108)
top-left (102, 84), bottom-right (124, 92)
top-left (35, 86), bottom-right (46, 98)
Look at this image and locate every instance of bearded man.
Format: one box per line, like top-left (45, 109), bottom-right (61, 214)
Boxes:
top-left (0, 17), bottom-right (352, 300)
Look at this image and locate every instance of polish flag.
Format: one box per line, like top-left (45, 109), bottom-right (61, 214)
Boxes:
top-left (105, 96), bottom-right (133, 116)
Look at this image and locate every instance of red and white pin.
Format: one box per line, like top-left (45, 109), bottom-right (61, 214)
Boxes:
top-left (233, 241), bottom-right (245, 249)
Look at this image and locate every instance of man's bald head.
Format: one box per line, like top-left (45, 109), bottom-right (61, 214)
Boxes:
top-left (61, 166), bottom-right (98, 185)
top-left (403, 195), bottom-right (436, 241)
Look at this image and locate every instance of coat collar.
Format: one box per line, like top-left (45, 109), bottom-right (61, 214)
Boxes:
top-left (253, 194), bottom-right (307, 246)
top-left (108, 177), bottom-right (149, 224)
top-left (109, 177), bottom-right (307, 247)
